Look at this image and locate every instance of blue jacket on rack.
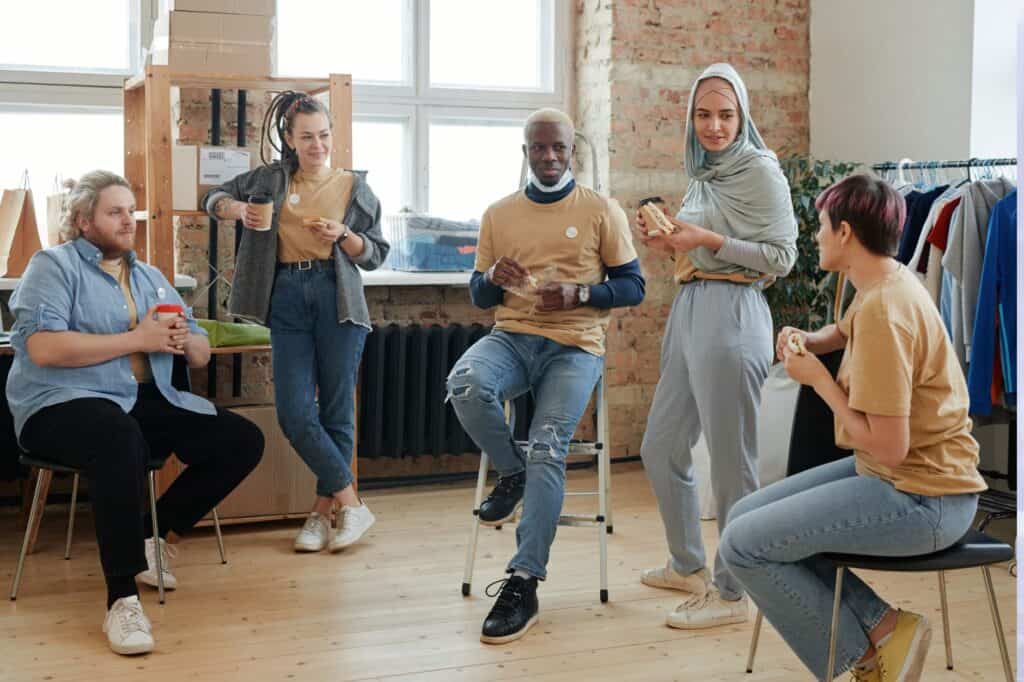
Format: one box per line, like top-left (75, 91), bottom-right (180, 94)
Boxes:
top-left (967, 189), bottom-right (1017, 415)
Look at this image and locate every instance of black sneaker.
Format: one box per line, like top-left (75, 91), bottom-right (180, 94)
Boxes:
top-left (480, 575), bottom-right (539, 644)
top-left (478, 471), bottom-right (525, 526)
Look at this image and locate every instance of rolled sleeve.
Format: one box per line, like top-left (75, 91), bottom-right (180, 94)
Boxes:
top-left (10, 252), bottom-right (72, 343)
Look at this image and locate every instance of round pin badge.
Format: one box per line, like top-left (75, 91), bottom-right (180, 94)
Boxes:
top-left (289, 193), bottom-right (300, 205)
top-left (565, 226), bottom-right (578, 239)
top-left (157, 287), bottom-right (166, 300)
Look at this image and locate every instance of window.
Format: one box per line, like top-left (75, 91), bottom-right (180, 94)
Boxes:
top-left (278, 0), bottom-right (568, 221)
top-left (428, 118), bottom-right (524, 220)
top-left (277, 0), bottom-right (409, 85)
top-left (0, 2), bottom-right (134, 74)
top-left (0, 109), bottom-right (124, 245)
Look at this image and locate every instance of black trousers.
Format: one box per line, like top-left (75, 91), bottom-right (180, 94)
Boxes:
top-left (20, 384), bottom-right (263, 579)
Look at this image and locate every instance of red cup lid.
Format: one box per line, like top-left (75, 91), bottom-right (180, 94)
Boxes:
top-left (155, 304), bottom-right (184, 313)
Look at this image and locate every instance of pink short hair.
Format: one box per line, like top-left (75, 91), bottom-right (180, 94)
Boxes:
top-left (815, 174), bottom-right (906, 256)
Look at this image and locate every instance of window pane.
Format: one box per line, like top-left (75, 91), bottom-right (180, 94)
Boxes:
top-left (428, 121), bottom-right (523, 220)
top-left (430, 0), bottom-right (550, 90)
top-left (0, 1), bottom-right (131, 72)
top-left (353, 119), bottom-right (407, 215)
top-left (278, 0), bottom-right (407, 83)
top-left (0, 111), bottom-right (123, 246)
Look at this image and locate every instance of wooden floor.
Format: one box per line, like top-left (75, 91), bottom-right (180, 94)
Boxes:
top-left (0, 463), bottom-right (1016, 681)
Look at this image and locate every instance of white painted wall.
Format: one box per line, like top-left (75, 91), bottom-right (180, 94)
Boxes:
top-left (810, 0), bottom-right (974, 164)
top-left (970, 0), bottom-right (1023, 158)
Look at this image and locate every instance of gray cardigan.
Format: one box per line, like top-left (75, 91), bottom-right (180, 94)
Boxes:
top-left (203, 161), bottom-right (389, 329)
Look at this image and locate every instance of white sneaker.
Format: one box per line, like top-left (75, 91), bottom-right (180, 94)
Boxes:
top-left (328, 503), bottom-right (375, 552)
top-left (665, 587), bottom-right (749, 630)
top-left (137, 537), bottom-right (177, 590)
top-left (641, 562), bottom-right (711, 595)
top-left (294, 512), bottom-right (331, 552)
top-left (103, 596), bottom-right (154, 655)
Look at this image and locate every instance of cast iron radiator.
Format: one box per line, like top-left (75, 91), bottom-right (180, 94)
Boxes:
top-left (360, 323), bottom-right (515, 459)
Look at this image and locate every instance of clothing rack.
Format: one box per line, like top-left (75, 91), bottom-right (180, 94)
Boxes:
top-left (872, 157), bottom-right (1017, 170)
top-left (871, 157), bottom-right (1017, 526)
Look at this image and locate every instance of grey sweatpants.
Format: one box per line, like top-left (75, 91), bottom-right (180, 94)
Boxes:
top-left (640, 279), bottom-right (773, 600)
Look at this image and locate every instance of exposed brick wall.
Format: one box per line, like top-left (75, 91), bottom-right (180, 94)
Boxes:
top-left (576, 0), bottom-right (810, 457)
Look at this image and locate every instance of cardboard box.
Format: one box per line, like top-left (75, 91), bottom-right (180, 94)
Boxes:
top-left (157, 42), bottom-right (273, 76)
top-left (169, 10), bottom-right (274, 46)
top-left (173, 145), bottom-right (258, 211)
top-left (161, 0), bottom-right (274, 16)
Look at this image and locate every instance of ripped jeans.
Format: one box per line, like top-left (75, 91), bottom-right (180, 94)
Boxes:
top-left (447, 330), bottom-right (603, 579)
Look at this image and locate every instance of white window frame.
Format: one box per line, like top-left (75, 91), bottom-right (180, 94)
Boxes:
top-left (0, 0), bottom-right (149, 108)
top-left (282, 0), bottom-right (572, 213)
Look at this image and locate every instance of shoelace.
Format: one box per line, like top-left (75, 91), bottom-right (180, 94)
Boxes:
top-left (491, 475), bottom-right (523, 498)
top-left (117, 600), bottom-right (151, 635)
top-left (679, 589), bottom-right (713, 611)
top-left (302, 514), bottom-right (329, 536)
top-left (484, 578), bottom-right (525, 618)
top-left (148, 538), bottom-right (177, 568)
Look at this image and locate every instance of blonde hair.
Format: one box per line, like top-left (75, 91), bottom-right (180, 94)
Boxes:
top-left (61, 170), bottom-right (131, 241)
top-left (523, 108), bottom-right (575, 142)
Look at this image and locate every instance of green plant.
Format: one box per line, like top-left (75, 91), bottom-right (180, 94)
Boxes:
top-left (764, 156), bottom-right (860, 334)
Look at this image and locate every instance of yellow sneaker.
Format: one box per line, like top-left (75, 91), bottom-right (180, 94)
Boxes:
top-left (875, 610), bottom-right (932, 682)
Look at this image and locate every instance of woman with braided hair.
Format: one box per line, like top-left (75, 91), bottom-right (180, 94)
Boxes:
top-left (204, 91), bottom-right (389, 553)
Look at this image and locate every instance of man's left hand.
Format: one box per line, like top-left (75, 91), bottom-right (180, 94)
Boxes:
top-left (782, 345), bottom-right (830, 389)
top-left (535, 282), bottom-right (579, 311)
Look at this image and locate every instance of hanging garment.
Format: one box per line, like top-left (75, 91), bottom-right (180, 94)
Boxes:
top-left (967, 189), bottom-right (1017, 415)
top-left (896, 185), bottom-right (947, 265)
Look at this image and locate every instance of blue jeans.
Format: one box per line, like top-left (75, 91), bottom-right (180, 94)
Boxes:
top-left (447, 330), bottom-right (603, 579)
top-left (269, 266), bottom-right (368, 498)
top-left (718, 456), bottom-right (978, 680)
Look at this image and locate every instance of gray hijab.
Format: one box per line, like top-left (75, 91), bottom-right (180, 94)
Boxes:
top-left (677, 63), bottom-right (796, 274)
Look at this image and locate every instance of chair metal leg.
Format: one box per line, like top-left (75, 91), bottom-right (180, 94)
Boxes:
top-left (597, 441), bottom-right (608, 603)
top-left (148, 471), bottom-right (165, 605)
top-left (462, 451), bottom-right (490, 597)
top-left (746, 610), bottom-right (763, 673)
top-left (826, 567), bottom-right (844, 681)
top-left (211, 507), bottom-right (227, 564)
top-left (595, 376), bottom-right (613, 534)
top-left (981, 566), bottom-right (1014, 682)
top-left (937, 570), bottom-right (953, 670)
top-left (64, 474), bottom-right (79, 560)
top-left (10, 470), bottom-right (47, 600)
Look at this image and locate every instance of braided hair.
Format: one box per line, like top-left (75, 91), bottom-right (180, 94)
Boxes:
top-left (260, 90), bottom-right (331, 168)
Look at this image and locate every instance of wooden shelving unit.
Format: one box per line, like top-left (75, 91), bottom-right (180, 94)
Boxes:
top-left (122, 65), bottom-right (353, 281)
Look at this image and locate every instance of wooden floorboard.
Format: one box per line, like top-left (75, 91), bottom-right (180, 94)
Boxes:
top-left (0, 463), bottom-right (1016, 681)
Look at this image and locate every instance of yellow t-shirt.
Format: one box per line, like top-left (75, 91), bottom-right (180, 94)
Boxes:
top-left (279, 167), bottom-right (354, 263)
top-left (475, 186), bottom-right (638, 356)
top-left (835, 265), bottom-right (986, 496)
top-left (98, 257), bottom-right (152, 384)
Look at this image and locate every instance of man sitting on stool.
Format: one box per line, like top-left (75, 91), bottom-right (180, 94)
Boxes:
top-left (447, 109), bottom-right (645, 644)
top-left (7, 170), bottom-right (264, 655)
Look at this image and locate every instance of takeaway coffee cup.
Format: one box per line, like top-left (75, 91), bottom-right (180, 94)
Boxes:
top-left (155, 303), bottom-right (184, 321)
top-left (247, 193), bottom-right (273, 231)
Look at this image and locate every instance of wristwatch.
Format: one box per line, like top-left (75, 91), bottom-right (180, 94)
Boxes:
top-left (338, 226), bottom-right (350, 243)
top-left (577, 284), bottom-right (590, 305)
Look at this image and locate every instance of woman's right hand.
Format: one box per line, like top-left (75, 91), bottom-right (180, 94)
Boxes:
top-left (239, 201), bottom-right (267, 230)
top-left (776, 326), bottom-right (809, 362)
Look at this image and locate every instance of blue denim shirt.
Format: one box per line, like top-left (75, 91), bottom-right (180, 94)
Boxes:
top-left (6, 238), bottom-right (216, 441)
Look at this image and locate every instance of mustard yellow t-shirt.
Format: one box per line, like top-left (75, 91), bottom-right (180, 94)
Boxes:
top-left (279, 167), bottom-right (354, 263)
top-left (475, 186), bottom-right (638, 356)
top-left (835, 265), bottom-right (986, 496)
top-left (98, 257), bottom-right (152, 384)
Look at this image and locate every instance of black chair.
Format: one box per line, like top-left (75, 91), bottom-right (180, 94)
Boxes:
top-left (745, 351), bottom-right (1014, 681)
top-left (9, 357), bottom-right (227, 604)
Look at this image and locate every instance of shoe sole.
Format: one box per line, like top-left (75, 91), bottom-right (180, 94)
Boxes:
top-left (108, 639), bottom-right (155, 656)
top-left (328, 517), bottom-right (376, 553)
top-left (294, 540), bottom-right (327, 553)
top-left (136, 573), bottom-right (177, 591)
top-left (895, 617), bottom-right (932, 682)
top-left (478, 502), bottom-right (522, 527)
top-left (665, 611), bottom-right (748, 630)
top-left (479, 614), bottom-right (539, 645)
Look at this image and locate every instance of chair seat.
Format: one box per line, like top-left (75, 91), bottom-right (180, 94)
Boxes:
top-left (19, 453), bottom-right (168, 474)
top-left (823, 529), bottom-right (1013, 572)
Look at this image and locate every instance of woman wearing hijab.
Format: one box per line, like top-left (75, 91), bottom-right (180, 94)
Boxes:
top-left (635, 63), bottom-right (797, 629)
